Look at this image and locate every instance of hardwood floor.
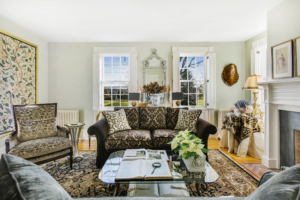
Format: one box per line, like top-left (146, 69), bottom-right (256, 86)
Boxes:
top-left (78, 138), bottom-right (266, 180)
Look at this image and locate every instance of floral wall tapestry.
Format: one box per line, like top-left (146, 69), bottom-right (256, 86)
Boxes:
top-left (0, 31), bottom-right (37, 135)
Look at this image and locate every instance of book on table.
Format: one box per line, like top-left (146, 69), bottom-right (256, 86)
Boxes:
top-left (115, 160), bottom-right (173, 181)
top-left (123, 149), bottom-right (169, 161)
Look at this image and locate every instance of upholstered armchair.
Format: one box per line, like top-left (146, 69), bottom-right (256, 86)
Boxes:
top-left (5, 103), bottom-right (73, 168)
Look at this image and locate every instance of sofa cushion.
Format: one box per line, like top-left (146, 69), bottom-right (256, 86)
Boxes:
top-left (105, 130), bottom-right (153, 150)
top-left (140, 107), bottom-right (166, 130)
top-left (102, 109), bottom-right (132, 134)
top-left (8, 137), bottom-right (71, 159)
top-left (166, 107), bottom-right (188, 129)
top-left (0, 154), bottom-right (72, 200)
top-left (152, 129), bottom-right (180, 148)
top-left (114, 107), bottom-right (140, 129)
top-left (17, 117), bottom-right (57, 142)
top-left (175, 109), bottom-right (202, 133)
top-left (246, 164), bottom-right (300, 200)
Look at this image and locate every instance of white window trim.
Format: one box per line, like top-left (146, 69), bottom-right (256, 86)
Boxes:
top-left (172, 46), bottom-right (216, 109)
top-left (93, 47), bottom-right (137, 111)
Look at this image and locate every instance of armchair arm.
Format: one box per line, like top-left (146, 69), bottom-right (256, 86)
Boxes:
top-left (57, 125), bottom-right (70, 138)
top-left (5, 131), bottom-right (20, 154)
top-left (258, 171), bottom-right (278, 187)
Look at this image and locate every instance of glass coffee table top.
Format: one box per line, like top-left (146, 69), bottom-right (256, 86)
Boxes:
top-left (99, 150), bottom-right (219, 185)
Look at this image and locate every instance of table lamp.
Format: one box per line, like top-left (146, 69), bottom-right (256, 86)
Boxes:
top-left (172, 92), bottom-right (184, 106)
top-left (129, 93), bottom-right (140, 107)
top-left (242, 74), bottom-right (263, 117)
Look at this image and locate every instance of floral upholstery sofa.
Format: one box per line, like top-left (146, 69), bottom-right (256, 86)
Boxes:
top-left (88, 107), bottom-right (217, 168)
top-left (5, 103), bottom-right (73, 168)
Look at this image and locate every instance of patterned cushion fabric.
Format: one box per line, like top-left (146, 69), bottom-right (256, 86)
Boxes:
top-left (102, 109), bottom-right (132, 135)
top-left (166, 107), bottom-right (188, 129)
top-left (17, 117), bottom-right (57, 142)
top-left (114, 107), bottom-right (139, 129)
top-left (175, 109), bottom-right (202, 133)
top-left (0, 154), bottom-right (72, 200)
top-left (139, 107), bottom-right (166, 130)
top-left (152, 129), bottom-right (180, 148)
top-left (8, 137), bottom-right (71, 159)
top-left (105, 130), bottom-right (153, 150)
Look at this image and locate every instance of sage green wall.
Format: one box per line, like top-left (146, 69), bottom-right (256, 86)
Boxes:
top-left (48, 42), bottom-right (246, 131)
top-left (244, 32), bottom-right (267, 100)
top-left (267, 0), bottom-right (300, 80)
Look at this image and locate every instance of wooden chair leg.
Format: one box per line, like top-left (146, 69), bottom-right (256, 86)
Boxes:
top-left (89, 136), bottom-right (91, 147)
top-left (70, 148), bottom-right (73, 169)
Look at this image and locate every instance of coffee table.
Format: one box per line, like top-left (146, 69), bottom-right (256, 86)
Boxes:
top-left (98, 150), bottom-right (219, 196)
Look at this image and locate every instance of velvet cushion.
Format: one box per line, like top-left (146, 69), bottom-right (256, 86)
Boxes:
top-left (114, 107), bottom-right (140, 129)
top-left (139, 107), bottom-right (166, 130)
top-left (102, 109), bottom-right (132, 134)
top-left (166, 107), bottom-right (188, 129)
top-left (175, 109), bottom-right (202, 133)
top-left (0, 154), bottom-right (72, 200)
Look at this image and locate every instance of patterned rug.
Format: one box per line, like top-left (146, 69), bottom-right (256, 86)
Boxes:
top-left (40, 150), bottom-right (258, 198)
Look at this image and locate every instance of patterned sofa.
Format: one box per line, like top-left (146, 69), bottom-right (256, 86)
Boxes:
top-left (88, 107), bottom-right (217, 168)
top-left (5, 103), bottom-right (73, 168)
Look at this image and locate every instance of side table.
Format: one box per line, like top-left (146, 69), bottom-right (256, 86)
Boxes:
top-left (65, 123), bottom-right (85, 162)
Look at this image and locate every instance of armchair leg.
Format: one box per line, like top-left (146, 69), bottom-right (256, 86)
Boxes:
top-left (70, 148), bottom-right (73, 169)
top-left (89, 136), bottom-right (91, 147)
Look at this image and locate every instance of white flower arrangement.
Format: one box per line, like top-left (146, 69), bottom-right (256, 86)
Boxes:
top-left (167, 130), bottom-right (208, 160)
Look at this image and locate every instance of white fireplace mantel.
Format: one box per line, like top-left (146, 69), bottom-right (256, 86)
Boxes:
top-left (257, 78), bottom-right (300, 169)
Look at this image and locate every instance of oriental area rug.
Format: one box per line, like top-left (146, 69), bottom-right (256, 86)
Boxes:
top-left (40, 150), bottom-right (258, 198)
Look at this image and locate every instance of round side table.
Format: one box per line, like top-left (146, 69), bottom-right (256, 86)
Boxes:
top-left (65, 123), bottom-right (85, 162)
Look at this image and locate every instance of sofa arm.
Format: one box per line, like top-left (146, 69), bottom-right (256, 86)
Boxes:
top-left (196, 118), bottom-right (217, 142)
top-left (258, 171), bottom-right (278, 187)
top-left (57, 126), bottom-right (70, 138)
top-left (5, 131), bottom-right (20, 153)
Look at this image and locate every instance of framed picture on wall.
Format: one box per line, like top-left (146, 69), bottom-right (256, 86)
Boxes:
top-left (294, 36), bottom-right (300, 77)
top-left (271, 40), bottom-right (293, 79)
top-left (0, 29), bottom-right (38, 136)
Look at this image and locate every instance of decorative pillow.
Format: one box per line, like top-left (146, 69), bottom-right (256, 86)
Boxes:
top-left (17, 117), bottom-right (57, 142)
top-left (140, 107), bottom-right (166, 130)
top-left (102, 109), bottom-right (132, 134)
top-left (166, 107), bottom-right (188, 129)
top-left (0, 154), bottom-right (72, 200)
top-left (175, 109), bottom-right (202, 133)
top-left (114, 107), bottom-right (139, 129)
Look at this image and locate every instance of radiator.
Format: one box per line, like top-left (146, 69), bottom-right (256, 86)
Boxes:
top-left (217, 109), bottom-right (230, 140)
top-left (57, 110), bottom-right (79, 127)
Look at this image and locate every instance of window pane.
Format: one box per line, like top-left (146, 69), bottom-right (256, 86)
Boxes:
top-left (104, 95), bottom-right (111, 107)
top-left (196, 57), bottom-right (204, 68)
top-left (104, 83), bottom-right (111, 94)
top-left (104, 57), bottom-right (112, 68)
top-left (189, 82), bottom-right (196, 93)
top-left (121, 95), bottom-right (128, 106)
top-left (180, 57), bottom-right (187, 68)
top-left (181, 82), bottom-right (188, 93)
top-left (112, 95), bottom-right (120, 106)
top-left (180, 69), bottom-right (187, 80)
top-left (121, 83), bottom-right (128, 94)
top-left (112, 84), bottom-right (120, 94)
top-left (197, 94), bottom-right (204, 106)
top-left (189, 94), bottom-right (196, 106)
top-left (181, 94), bottom-right (188, 106)
top-left (113, 57), bottom-right (120, 68)
top-left (188, 57), bottom-right (195, 68)
top-left (121, 57), bottom-right (129, 68)
top-left (104, 69), bottom-right (113, 81)
top-left (196, 57), bottom-right (204, 80)
top-left (188, 68), bottom-right (195, 80)
top-left (113, 69), bottom-right (120, 81)
top-left (120, 69), bottom-right (129, 81)
top-left (196, 82), bottom-right (205, 93)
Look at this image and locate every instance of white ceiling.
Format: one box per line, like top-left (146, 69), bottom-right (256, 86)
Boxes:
top-left (0, 0), bottom-right (285, 42)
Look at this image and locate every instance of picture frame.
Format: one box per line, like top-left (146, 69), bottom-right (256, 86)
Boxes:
top-left (294, 36), bottom-right (300, 77)
top-left (0, 29), bottom-right (38, 136)
top-left (271, 40), bottom-right (293, 79)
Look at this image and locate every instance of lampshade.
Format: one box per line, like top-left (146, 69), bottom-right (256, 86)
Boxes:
top-left (128, 93), bottom-right (140, 101)
top-left (242, 75), bottom-right (264, 90)
top-left (172, 92), bottom-right (184, 100)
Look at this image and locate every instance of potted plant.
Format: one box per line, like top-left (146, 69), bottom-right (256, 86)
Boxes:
top-left (143, 82), bottom-right (166, 106)
top-left (168, 130), bottom-right (208, 172)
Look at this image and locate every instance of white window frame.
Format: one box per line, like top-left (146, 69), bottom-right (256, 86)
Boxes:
top-left (93, 47), bottom-right (137, 111)
top-left (172, 46), bottom-right (216, 109)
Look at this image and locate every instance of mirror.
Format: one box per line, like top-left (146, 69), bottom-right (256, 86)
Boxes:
top-left (142, 49), bottom-right (167, 104)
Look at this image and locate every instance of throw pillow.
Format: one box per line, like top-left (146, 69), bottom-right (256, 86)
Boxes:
top-left (166, 107), bottom-right (188, 129)
top-left (175, 109), bottom-right (202, 133)
top-left (17, 117), bottom-right (57, 142)
top-left (0, 154), bottom-right (72, 200)
top-left (140, 107), bottom-right (166, 130)
top-left (114, 107), bottom-right (140, 129)
top-left (102, 109), bottom-right (132, 134)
